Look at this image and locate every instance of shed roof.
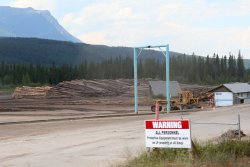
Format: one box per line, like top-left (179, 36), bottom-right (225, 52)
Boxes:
top-left (149, 81), bottom-right (181, 98)
top-left (223, 83), bottom-right (250, 93)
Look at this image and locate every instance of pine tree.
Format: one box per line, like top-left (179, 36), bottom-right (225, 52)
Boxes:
top-left (22, 73), bottom-right (31, 85)
top-left (228, 54), bottom-right (235, 78)
top-left (237, 50), bottom-right (245, 80)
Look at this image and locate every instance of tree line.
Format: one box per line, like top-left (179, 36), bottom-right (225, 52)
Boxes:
top-left (0, 51), bottom-right (248, 86)
top-left (170, 51), bottom-right (247, 84)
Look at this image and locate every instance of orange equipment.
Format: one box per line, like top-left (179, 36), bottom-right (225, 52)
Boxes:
top-left (151, 91), bottom-right (201, 112)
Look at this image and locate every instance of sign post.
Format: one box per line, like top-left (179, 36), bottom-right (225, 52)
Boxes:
top-left (145, 120), bottom-right (191, 148)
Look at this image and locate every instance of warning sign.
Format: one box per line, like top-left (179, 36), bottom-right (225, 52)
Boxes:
top-left (145, 120), bottom-right (191, 148)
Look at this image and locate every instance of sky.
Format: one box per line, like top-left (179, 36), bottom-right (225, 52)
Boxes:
top-left (1, 0), bottom-right (250, 58)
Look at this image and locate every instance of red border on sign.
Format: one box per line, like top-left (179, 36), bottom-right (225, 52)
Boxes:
top-left (145, 120), bottom-right (189, 129)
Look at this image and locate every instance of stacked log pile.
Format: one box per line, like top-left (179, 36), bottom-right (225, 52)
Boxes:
top-left (11, 79), bottom-right (151, 101)
top-left (46, 79), bottom-right (149, 99)
top-left (11, 80), bottom-right (213, 103)
top-left (12, 86), bottom-right (52, 99)
top-left (180, 83), bottom-right (214, 97)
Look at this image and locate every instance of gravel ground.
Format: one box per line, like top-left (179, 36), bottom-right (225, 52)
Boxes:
top-left (0, 104), bottom-right (250, 167)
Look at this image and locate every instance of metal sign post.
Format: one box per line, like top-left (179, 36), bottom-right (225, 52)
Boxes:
top-left (238, 114), bottom-right (241, 140)
top-left (133, 45), bottom-right (170, 114)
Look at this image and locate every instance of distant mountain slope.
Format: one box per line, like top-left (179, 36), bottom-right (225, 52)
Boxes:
top-left (0, 37), bottom-right (179, 65)
top-left (0, 6), bottom-right (80, 42)
top-left (0, 37), bottom-right (249, 69)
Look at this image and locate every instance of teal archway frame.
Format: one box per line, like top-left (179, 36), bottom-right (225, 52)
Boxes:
top-left (133, 45), bottom-right (170, 114)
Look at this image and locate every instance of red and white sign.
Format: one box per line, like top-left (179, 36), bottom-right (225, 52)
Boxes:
top-left (145, 120), bottom-right (191, 148)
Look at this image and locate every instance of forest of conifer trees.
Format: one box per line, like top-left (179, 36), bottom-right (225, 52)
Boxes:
top-left (0, 52), bottom-right (248, 86)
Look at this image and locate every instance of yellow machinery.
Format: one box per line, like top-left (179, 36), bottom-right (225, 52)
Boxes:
top-left (151, 91), bottom-right (200, 112)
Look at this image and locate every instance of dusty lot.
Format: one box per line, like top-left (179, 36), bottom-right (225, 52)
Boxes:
top-left (1, 103), bottom-right (250, 167)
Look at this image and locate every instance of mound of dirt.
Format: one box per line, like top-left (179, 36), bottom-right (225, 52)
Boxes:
top-left (220, 129), bottom-right (246, 139)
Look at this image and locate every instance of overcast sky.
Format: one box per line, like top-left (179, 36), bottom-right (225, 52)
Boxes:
top-left (1, 0), bottom-right (250, 58)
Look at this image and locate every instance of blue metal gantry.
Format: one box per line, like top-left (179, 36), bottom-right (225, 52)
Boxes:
top-left (133, 45), bottom-right (170, 114)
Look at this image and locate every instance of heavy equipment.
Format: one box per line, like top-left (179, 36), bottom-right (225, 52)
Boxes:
top-left (151, 91), bottom-right (200, 112)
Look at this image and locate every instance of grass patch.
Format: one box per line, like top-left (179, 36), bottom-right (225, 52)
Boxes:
top-left (0, 85), bottom-right (16, 93)
top-left (151, 94), bottom-right (166, 100)
top-left (115, 140), bottom-right (250, 167)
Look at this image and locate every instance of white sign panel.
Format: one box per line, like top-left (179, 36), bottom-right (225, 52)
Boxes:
top-left (214, 92), bottom-right (233, 106)
top-left (145, 120), bottom-right (191, 148)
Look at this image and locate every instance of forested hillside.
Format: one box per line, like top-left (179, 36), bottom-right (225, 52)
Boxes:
top-left (0, 52), bottom-right (248, 86)
top-left (0, 37), bottom-right (175, 65)
top-left (0, 37), bottom-right (248, 86)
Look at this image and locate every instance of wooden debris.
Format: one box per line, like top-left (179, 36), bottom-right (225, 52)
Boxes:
top-left (180, 83), bottom-right (215, 98)
top-left (11, 80), bottom-right (213, 106)
top-left (46, 79), bottom-right (150, 99)
top-left (12, 86), bottom-right (52, 99)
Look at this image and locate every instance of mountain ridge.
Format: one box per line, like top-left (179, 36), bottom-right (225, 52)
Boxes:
top-left (0, 6), bottom-right (80, 42)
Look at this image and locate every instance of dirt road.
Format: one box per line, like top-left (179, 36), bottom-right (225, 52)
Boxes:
top-left (1, 104), bottom-right (250, 167)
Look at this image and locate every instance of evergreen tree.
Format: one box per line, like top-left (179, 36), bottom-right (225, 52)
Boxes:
top-left (0, 51), bottom-right (248, 86)
top-left (22, 73), bottom-right (31, 85)
top-left (237, 50), bottom-right (245, 80)
top-left (228, 54), bottom-right (236, 78)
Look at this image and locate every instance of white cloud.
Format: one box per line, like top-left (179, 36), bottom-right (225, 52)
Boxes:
top-left (168, 26), bottom-right (250, 58)
top-left (61, 1), bottom-right (147, 46)
top-left (79, 31), bottom-right (107, 44)
top-left (10, 0), bottom-right (250, 58)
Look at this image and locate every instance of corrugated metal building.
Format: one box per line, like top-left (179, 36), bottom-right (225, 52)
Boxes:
top-left (149, 81), bottom-right (181, 98)
top-left (209, 82), bottom-right (250, 104)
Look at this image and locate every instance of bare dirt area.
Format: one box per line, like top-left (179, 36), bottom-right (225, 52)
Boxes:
top-left (0, 80), bottom-right (241, 167)
top-left (0, 79), bottom-right (213, 124)
top-left (1, 104), bottom-right (250, 167)
top-left (0, 104), bottom-right (151, 124)
top-left (0, 79), bottom-right (153, 124)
